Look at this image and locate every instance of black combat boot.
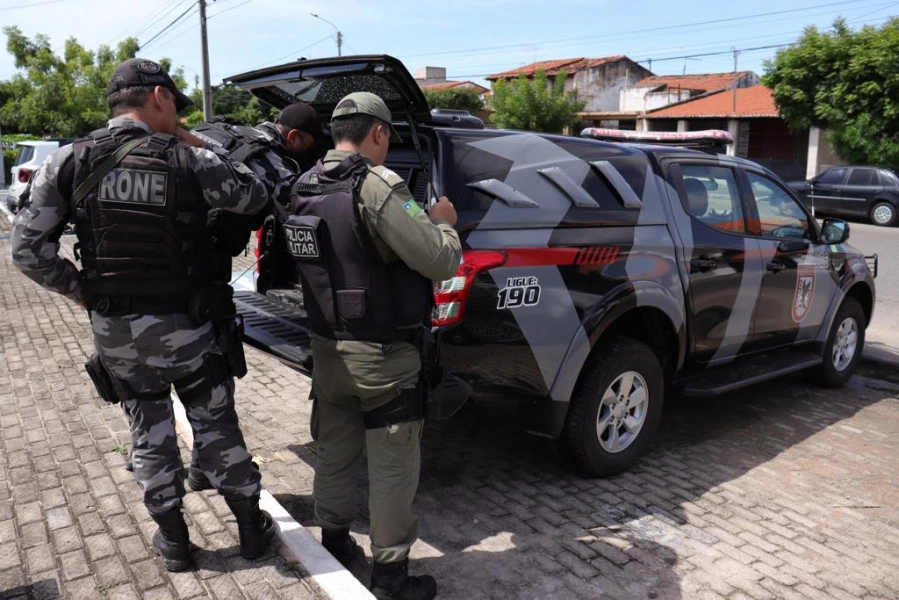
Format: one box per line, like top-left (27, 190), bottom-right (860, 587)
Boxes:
top-left (149, 507), bottom-right (193, 572)
top-left (224, 495), bottom-right (277, 559)
top-left (370, 559), bottom-right (437, 600)
top-left (186, 465), bottom-right (213, 491)
top-left (321, 527), bottom-right (362, 567)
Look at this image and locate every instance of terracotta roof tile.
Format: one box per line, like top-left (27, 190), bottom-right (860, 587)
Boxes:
top-left (420, 81), bottom-right (489, 93)
top-left (645, 85), bottom-right (778, 119)
top-left (486, 56), bottom-right (626, 80)
top-left (634, 71), bottom-right (754, 93)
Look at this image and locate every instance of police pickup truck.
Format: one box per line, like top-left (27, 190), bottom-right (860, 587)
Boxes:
top-left (225, 55), bottom-right (877, 477)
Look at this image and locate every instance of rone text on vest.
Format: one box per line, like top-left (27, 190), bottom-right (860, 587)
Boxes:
top-left (99, 169), bottom-right (168, 206)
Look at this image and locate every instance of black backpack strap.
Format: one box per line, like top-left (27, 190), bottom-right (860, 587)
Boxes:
top-left (69, 134), bottom-right (150, 212)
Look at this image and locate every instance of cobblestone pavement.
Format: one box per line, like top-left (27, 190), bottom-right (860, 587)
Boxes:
top-left (0, 216), bottom-right (323, 600)
top-left (3, 211), bottom-right (899, 599)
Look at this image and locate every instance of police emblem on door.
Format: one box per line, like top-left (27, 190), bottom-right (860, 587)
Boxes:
top-left (792, 264), bottom-right (816, 323)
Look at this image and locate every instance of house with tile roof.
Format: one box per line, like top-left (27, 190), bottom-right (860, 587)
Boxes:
top-left (622, 71), bottom-right (759, 113)
top-left (415, 66), bottom-right (490, 103)
top-left (486, 56), bottom-right (653, 115)
top-left (640, 84), bottom-right (838, 181)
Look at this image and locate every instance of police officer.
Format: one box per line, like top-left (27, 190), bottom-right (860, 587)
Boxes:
top-left (285, 92), bottom-right (461, 599)
top-left (190, 102), bottom-right (327, 296)
top-left (10, 58), bottom-right (275, 572)
top-left (175, 104), bottom-right (326, 491)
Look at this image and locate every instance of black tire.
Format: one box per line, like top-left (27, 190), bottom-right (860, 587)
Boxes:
top-left (812, 297), bottom-right (865, 388)
top-left (561, 336), bottom-right (664, 477)
top-left (870, 201), bottom-right (897, 226)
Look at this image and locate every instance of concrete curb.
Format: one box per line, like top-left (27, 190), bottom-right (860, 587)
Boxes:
top-left (171, 394), bottom-right (375, 600)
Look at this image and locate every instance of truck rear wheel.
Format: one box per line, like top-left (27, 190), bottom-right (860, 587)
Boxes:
top-left (561, 336), bottom-right (664, 477)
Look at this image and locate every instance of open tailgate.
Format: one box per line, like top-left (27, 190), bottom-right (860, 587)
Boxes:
top-left (234, 291), bottom-right (313, 375)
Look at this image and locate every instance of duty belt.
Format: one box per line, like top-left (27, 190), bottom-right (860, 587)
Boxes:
top-left (90, 293), bottom-right (191, 316)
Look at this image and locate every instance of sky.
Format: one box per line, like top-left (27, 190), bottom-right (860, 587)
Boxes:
top-left (0, 0), bottom-right (896, 93)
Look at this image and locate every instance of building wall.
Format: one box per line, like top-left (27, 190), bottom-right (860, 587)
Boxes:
top-left (572, 61), bottom-right (654, 112)
top-left (621, 87), bottom-right (693, 112)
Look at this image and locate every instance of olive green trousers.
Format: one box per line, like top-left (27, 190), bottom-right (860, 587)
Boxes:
top-left (310, 337), bottom-right (423, 564)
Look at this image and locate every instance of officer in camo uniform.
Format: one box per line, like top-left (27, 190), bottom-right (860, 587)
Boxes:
top-left (190, 102), bottom-right (326, 296)
top-left (10, 58), bottom-right (275, 572)
top-left (286, 92), bottom-right (461, 600)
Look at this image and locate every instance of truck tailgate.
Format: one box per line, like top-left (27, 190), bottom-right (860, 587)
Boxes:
top-left (234, 290), bottom-right (312, 375)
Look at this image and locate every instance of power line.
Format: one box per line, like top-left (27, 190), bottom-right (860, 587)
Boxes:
top-left (139, 2), bottom-right (198, 51)
top-left (0, 0), bottom-right (63, 11)
top-left (399, 0), bottom-right (894, 62)
top-left (105, 0), bottom-right (188, 46)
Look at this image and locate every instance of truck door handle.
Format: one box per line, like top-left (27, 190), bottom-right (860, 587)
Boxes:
top-left (767, 260), bottom-right (786, 273)
top-left (690, 257), bottom-right (717, 271)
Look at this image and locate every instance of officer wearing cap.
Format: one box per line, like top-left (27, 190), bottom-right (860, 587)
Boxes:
top-left (11, 57), bottom-right (276, 572)
top-left (189, 102), bottom-right (328, 298)
top-left (285, 92), bottom-right (461, 599)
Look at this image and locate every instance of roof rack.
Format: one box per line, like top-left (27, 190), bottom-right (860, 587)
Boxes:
top-left (580, 128), bottom-right (733, 153)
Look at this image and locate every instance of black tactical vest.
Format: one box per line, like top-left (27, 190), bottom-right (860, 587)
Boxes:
top-left (71, 127), bottom-right (210, 301)
top-left (285, 155), bottom-right (433, 344)
top-left (191, 118), bottom-right (293, 178)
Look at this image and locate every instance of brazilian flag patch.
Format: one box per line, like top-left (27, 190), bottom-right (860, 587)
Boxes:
top-left (402, 199), bottom-right (423, 218)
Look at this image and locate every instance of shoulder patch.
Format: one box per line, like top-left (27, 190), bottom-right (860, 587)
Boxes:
top-left (402, 199), bottom-right (424, 218)
top-left (371, 166), bottom-right (405, 188)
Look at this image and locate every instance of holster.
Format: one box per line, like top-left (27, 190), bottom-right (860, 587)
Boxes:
top-left (84, 352), bottom-right (122, 405)
top-left (417, 329), bottom-right (472, 421)
top-left (188, 283), bottom-right (235, 326)
top-left (214, 316), bottom-right (247, 379)
top-left (424, 369), bottom-right (472, 421)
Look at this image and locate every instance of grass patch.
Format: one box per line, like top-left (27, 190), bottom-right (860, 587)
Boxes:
top-left (112, 444), bottom-right (129, 456)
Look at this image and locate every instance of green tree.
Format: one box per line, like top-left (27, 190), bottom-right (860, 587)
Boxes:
top-left (180, 83), bottom-right (277, 129)
top-left (423, 87), bottom-right (483, 113)
top-left (490, 69), bottom-right (584, 133)
top-left (0, 27), bottom-right (184, 137)
top-left (763, 18), bottom-right (899, 165)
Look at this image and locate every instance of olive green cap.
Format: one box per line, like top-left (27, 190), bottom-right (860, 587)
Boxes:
top-left (331, 92), bottom-right (401, 142)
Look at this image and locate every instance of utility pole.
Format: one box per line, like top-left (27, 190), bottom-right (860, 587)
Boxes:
top-left (311, 13), bottom-right (342, 56)
top-left (732, 48), bottom-right (739, 114)
top-left (199, 0), bottom-right (213, 120)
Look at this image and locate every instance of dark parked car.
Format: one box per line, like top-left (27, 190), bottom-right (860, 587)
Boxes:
top-left (788, 165), bottom-right (899, 226)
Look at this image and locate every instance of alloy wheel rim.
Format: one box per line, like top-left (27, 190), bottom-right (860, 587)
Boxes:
top-left (873, 204), bottom-right (894, 225)
top-left (596, 371), bottom-right (648, 453)
top-left (832, 317), bottom-right (858, 371)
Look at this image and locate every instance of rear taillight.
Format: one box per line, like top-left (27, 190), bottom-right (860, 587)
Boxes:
top-left (17, 168), bottom-right (33, 184)
top-left (432, 250), bottom-right (506, 327)
top-left (255, 227), bottom-right (264, 272)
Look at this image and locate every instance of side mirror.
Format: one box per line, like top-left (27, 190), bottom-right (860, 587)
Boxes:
top-left (821, 218), bottom-right (850, 244)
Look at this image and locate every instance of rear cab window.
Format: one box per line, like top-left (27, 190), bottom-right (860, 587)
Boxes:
top-left (674, 164), bottom-right (747, 234)
top-left (437, 129), bottom-right (647, 232)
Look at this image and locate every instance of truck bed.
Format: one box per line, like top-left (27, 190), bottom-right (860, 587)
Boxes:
top-left (234, 290), bottom-right (313, 375)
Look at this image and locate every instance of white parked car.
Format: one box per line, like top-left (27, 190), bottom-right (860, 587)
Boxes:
top-left (4, 139), bottom-right (73, 212)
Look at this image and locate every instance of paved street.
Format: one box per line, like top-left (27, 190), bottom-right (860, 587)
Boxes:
top-left (2, 208), bottom-right (898, 599)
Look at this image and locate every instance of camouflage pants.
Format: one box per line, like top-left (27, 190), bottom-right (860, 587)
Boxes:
top-left (93, 313), bottom-right (260, 514)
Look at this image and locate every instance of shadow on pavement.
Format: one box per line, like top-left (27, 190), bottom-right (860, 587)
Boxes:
top-left (275, 370), bottom-right (893, 599)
